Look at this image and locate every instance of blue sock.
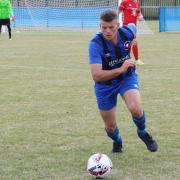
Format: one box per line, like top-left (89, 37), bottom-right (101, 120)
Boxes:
top-left (106, 127), bottom-right (122, 144)
top-left (132, 112), bottom-right (147, 137)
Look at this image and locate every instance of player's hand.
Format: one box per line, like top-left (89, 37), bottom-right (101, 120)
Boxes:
top-left (119, 59), bottom-right (135, 73)
top-left (11, 16), bottom-right (15, 21)
top-left (137, 14), bottom-right (143, 21)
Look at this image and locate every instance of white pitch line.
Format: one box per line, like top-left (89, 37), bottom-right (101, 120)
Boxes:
top-left (0, 64), bottom-right (88, 72)
top-left (0, 64), bottom-right (179, 71)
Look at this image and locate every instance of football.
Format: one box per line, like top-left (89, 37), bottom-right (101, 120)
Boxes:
top-left (87, 153), bottom-right (112, 179)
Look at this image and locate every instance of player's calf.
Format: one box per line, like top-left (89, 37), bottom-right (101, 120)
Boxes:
top-left (106, 127), bottom-right (123, 153)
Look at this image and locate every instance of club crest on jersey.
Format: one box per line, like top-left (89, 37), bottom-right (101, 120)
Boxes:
top-left (105, 53), bottom-right (111, 58)
top-left (124, 41), bottom-right (131, 50)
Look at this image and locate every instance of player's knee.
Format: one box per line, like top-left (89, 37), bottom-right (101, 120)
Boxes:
top-left (133, 109), bottom-right (143, 118)
top-left (129, 104), bottom-right (142, 118)
top-left (105, 122), bottom-right (117, 133)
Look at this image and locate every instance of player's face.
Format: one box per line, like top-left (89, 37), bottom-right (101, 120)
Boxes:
top-left (100, 19), bottom-right (119, 42)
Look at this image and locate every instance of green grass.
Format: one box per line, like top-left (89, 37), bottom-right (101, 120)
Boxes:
top-left (0, 21), bottom-right (180, 179)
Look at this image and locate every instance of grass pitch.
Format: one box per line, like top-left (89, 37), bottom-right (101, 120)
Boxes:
top-left (0, 22), bottom-right (180, 180)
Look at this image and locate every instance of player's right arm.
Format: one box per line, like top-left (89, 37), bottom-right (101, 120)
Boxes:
top-left (88, 41), bottom-right (134, 82)
top-left (117, 0), bottom-right (125, 15)
top-left (136, 2), bottom-right (143, 21)
top-left (90, 61), bottom-right (134, 82)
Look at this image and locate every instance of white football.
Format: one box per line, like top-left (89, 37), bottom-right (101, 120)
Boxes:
top-left (87, 153), bottom-right (112, 179)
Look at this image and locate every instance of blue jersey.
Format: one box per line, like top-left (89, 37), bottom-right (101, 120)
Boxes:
top-left (88, 24), bottom-right (137, 88)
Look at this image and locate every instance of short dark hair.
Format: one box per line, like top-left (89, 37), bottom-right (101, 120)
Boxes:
top-left (100, 9), bottom-right (118, 22)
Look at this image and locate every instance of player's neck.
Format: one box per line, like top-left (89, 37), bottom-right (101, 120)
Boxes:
top-left (109, 34), bottom-right (118, 44)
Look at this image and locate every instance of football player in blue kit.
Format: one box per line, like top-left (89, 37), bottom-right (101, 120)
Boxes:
top-left (88, 9), bottom-right (158, 153)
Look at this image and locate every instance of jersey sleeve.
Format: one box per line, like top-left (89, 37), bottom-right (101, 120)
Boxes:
top-left (126, 23), bottom-right (137, 37)
top-left (88, 40), bottom-right (103, 65)
top-left (118, 1), bottom-right (125, 11)
top-left (137, 3), bottom-right (141, 15)
top-left (119, 23), bottom-right (137, 42)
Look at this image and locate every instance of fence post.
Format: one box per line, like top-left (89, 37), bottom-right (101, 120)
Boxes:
top-left (175, 0), bottom-right (177, 6)
top-left (17, 0), bottom-right (20, 7)
top-left (75, 0), bottom-right (78, 7)
top-left (46, 0), bottom-right (49, 27)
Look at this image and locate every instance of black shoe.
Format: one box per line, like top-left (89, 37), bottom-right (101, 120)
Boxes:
top-left (112, 141), bottom-right (123, 153)
top-left (139, 132), bottom-right (158, 152)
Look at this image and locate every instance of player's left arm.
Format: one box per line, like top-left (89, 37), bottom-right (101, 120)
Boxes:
top-left (137, 13), bottom-right (143, 21)
top-left (126, 23), bottom-right (137, 40)
top-left (9, 1), bottom-right (15, 21)
top-left (125, 23), bottom-right (137, 46)
top-left (137, 3), bottom-right (143, 21)
top-left (117, 1), bottom-right (125, 15)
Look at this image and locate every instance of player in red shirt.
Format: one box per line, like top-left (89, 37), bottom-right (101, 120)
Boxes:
top-left (117, 0), bottom-right (144, 65)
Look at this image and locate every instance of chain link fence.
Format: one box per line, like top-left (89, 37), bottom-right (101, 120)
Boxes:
top-left (10, 0), bottom-right (180, 20)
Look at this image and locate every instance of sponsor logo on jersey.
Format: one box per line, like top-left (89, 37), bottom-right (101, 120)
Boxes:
top-left (108, 55), bottom-right (129, 67)
top-left (124, 41), bottom-right (131, 50)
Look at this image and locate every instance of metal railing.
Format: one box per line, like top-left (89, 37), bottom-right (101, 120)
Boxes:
top-left (139, 0), bottom-right (180, 19)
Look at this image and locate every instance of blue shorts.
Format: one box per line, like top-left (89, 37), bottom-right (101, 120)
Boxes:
top-left (94, 74), bottom-right (139, 111)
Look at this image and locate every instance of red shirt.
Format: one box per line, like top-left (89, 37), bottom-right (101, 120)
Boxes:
top-left (118, 0), bottom-right (140, 25)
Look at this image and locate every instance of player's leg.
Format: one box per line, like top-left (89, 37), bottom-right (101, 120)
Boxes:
top-left (100, 107), bottom-right (122, 152)
top-left (132, 38), bottom-right (139, 61)
top-left (122, 89), bottom-right (144, 128)
top-left (122, 89), bottom-right (158, 152)
top-left (100, 107), bottom-right (123, 153)
top-left (95, 88), bottom-right (123, 153)
top-left (0, 25), bottom-right (2, 35)
top-left (132, 37), bottom-right (144, 65)
top-left (6, 19), bottom-right (11, 39)
top-left (0, 20), bottom-right (2, 35)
